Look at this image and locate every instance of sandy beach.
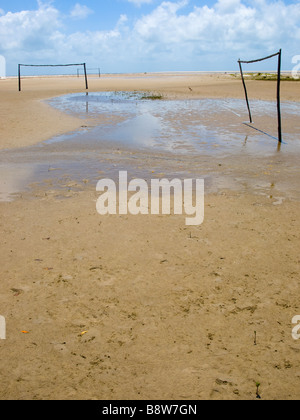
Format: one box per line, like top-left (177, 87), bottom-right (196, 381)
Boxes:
top-left (0, 73), bottom-right (299, 400)
top-left (1, 73), bottom-right (299, 150)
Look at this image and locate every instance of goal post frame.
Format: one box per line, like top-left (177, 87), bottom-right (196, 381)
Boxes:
top-left (238, 49), bottom-right (282, 143)
top-left (18, 63), bottom-right (88, 92)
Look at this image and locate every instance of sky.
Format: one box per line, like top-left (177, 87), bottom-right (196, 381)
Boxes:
top-left (0, 0), bottom-right (300, 75)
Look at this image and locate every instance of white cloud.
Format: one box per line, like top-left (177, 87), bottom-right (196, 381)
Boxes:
top-left (134, 0), bottom-right (300, 52)
top-left (132, 0), bottom-right (300, 68)
top-left (0, 0), bottom-right (300, 74)
top-left (70, 3), bottom-right (94, 20)
top-left (0, 3), bottom-right (61, 52)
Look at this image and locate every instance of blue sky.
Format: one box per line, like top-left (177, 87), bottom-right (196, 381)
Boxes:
top-left (0, 0), bottom-right (300, 75)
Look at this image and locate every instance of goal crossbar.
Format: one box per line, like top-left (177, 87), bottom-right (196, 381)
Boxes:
top-left (238, 49), bottom-right (282, 143)
top-left (18, 63), bottom-right (89, 91)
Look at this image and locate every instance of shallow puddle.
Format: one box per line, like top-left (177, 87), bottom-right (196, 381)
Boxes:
top-left (1, 92), bottom-right (300, 202)
top-left (47, 92), bottom-right (300, 154)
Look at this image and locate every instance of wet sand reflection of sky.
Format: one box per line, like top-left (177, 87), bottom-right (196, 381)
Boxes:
top-left (47, 92), bottom-right (300, 154)
top-left (0, 93), bottom-right (299, 202)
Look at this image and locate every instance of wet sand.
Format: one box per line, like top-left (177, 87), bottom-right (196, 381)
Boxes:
top-left (0, 73), bottom-right (300, 400)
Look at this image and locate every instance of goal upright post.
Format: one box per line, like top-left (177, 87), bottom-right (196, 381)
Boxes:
top-left (277, 49), bottom-right (282, 144)
top-left (83, 63), bottom-right (88, 90)
top-left (18, 64), bottom-right (21, 92)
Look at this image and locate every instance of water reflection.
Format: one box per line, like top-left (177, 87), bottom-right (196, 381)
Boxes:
top-left (1, 93), bottom-right (299, 202)
top-left (243, 122), bottom-right (284, 143)
top-left (104, 112), bottom-right (162, 148)
top-left (85, 92), bottom-right (89, 113)
top-left (277, 142), bottom-right (282, 152)
top-left (47, 92), bottom-right (300, 155)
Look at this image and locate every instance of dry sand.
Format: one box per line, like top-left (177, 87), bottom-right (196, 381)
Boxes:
top-left (0, 73), bottom-right (299, 400)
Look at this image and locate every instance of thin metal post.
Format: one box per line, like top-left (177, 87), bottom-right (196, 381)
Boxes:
top-left (18, 64), bottom-right (21, 92)
top-left (238, 60), bottom-right (252, 123)
top-left (277, 49), bottom-right (282, 143)
top-left (83, 63), bottom-right (88, 90)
